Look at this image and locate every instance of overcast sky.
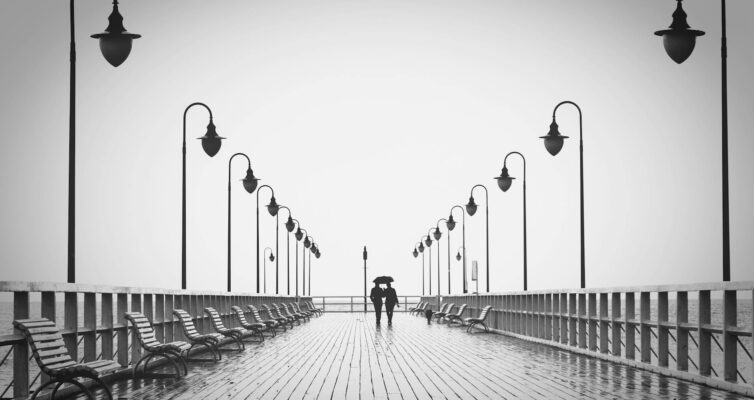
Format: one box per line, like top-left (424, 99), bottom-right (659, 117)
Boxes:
top-left (1, 0), bottom-right (753, 296)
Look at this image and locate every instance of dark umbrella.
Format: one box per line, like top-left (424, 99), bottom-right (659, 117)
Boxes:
top-left (373, 276), bottom-right (394, 284)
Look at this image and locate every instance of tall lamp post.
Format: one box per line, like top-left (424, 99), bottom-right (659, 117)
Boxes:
top-left (227, 153), bottom-right (259, 292)
top-left (541, 101), bottom-right (585, 288)
top-left (182, 102), bottom-right (225, 289)
top-left (435, 219), bottom-right (451, 294)
top-left (294, 223), bottom-right (305, 297)
top-left (363, 246), bottom-right (368, 312)
top-left (495, 151), bottom-right (528, 290)
top-left (263, 247), bottom-right (274, 293)
top-left (424, 234), bottom-right (433, 296)
top-left (256, 185), bottom-right (276, 293)
top-left (303, 234), bottom-right (312, 296)
top-left (266, 198), bottom-right (281, 293)
top-left (654, 0), bottom-right (730, 282)
top-left (447, 205), bottom-right (466, 293)
top-left (465, 184), bottom-right (490, 292)
top-left (414, 242), bottom-right (425, 295)
top-left (309, 243), bottom-right (318, 296)
top-left (68, 0), bottom-right (141, 283)
top-left (279, 206), bottom-right (295, 295)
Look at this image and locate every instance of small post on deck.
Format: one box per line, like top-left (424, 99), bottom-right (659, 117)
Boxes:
top-left (363, 246), bottom-right (368, 313)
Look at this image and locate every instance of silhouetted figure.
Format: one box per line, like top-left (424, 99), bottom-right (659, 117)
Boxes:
top-left (370, 283), bottom-right (384, 325)
top-left (425, 308), bottom-right (434, 324)
top-left (383, 282), bottom-right (399, 325)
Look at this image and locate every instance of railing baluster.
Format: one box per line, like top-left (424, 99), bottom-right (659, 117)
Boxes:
top-left (698, 290), bottom-right (711, 376)
top-left (611, 292), bottom-right (621, 357)
top-left (13, 291), bottom-right (29, 398)
top-left (101, 293), bottom-right (113, 361)
top-left (658, 291), bottom-right (668, 367)
top-left (640, 292), bottom-right (651, 363)
top-left (588, 293), bottom-right (596, 351)
top-left (116, 293), bottom-right (128, 367)
top-left (599, 293), bottom-right (608, 354)
top-left (64, 292), bottom-right (78, 364)
top-left (676, 291), bottom-right (689, 371)
top-left (83, 292), bottom-right (97, 362)
top-left (625, 292), bottom-right (635, 360)
top-left (722, 290), bottom-right (737, 382)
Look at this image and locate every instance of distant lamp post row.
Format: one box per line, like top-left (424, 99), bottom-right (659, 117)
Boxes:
top-left (227, 153), bottom-right (259, 292)
top-left (68, 0), bottom-right (141, 283)
top-left (655, 0), bottom-right (730, 282)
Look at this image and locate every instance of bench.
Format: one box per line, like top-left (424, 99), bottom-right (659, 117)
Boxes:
top-left (173, 309), bottom-right (223, 361)
top-left (13, 318), bottom-right (124, 400)
top-left (464, 305), bottom-right (493, 333)
top-left (124, 312), bottom-right (189, 378)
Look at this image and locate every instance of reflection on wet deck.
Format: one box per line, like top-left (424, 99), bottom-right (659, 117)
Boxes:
top-left (98, 313), bottom-right (747, 399)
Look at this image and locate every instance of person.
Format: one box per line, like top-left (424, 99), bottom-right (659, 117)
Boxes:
top-left (383, 282), bottom-right (399, 325)
top-left (369, 282), bottom-right (384, 325)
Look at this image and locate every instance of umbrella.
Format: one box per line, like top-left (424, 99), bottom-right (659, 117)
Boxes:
top-left (373, 276), bottom-right (394, 284)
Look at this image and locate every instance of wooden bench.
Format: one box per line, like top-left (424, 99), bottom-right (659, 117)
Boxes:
top-left (433, 303), bottom-right (455, 322)
top-left (204, 307), bottom-right (255, 350)
top-left (444, 304), bottom-right (468, 325)
top-left (261, 304), bottom-right (294, 329)
top-left (231, 305), bottom-right (273, 338)
top-left (304, 300), bottom-right (323, 316)
top-left (247, 304), bottom-right (285, 332)
top-left (410, 302), bottom-right (427, 316)
top-left (290, 302), bottom-right (314, 319)
top-left (464, 305), bottom-right (493, 333)
top-left (272, 303), bottom-right (301, 326)
top-left (124, 312), bottom-right (189, 378)
top-left (172, 309), bottom-right (223, 361)
top-left (13, 318), bottom-right (124, 400)
top-left (285, 303), bottom-right (311, 321)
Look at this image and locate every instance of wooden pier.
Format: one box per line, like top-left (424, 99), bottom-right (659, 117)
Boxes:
top-left (98, 312), bottom-right (748, 399)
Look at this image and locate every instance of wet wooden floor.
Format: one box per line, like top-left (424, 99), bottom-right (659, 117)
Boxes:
top-left (99, 313), bottom-right (747, 400)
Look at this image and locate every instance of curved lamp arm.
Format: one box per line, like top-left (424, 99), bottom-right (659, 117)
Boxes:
top-left (256, 185), bottom-right (275, 209)
top-left (183, 102), bottom-right (212, 145)
top-left (449, 205), bottom-right (465, 227)
top-left (553, 100), bottom-right (582, 142)
top-left (228, 153), bottom-right (251, 188)
top-left (470, 184), bottom-right (488, 203)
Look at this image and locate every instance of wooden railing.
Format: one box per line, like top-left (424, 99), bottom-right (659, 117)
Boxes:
top-left (308, 295), bottom-right (422, 313)
top-left (0, 281), bottom-right (306, 399)
top-left (426, 281), bottom-right (754, 397)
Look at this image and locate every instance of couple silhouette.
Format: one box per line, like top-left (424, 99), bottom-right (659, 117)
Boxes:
top-left (369, 282), bottom-right (399, 325)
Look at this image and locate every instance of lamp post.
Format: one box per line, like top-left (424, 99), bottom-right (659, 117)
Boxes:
top-left (465, 184), bottom-right (490, 292)
top-left (182, 102), bottom-right (225, 289)
top-left (436, 218), bottom-right (451, 294)
top-left (447, 205), bottom-right (466, 293)
top-left (227, 153), bottom-right (259, 292)
top-left (67, 0), bottom-right (141, 284)
top-left (424, 234), bottom-right (433, 296)
top-left (266, 197), bottom-right (281, 293)
top-left (264, 247), bottom-right (274, 293)
top-left (309, 242), bottom-right (318, 296)
top-left (303, 234), bottom-right (313, 296)
top-left (496, 151), bottom-right (528, 290)
top-left (294, 223), bottom-right (304, 297)
top-left (256, 185), bottom-right (276, 293)
top-left (363, 246), bottom-right (368, 312)
top-left (541, 101), bottom-right (585, 288)
top-left (279, 206), bottom-right (295, 295)
top-left (655, 0), bottom-right (730, 282)
top-left (414, 242), bottom-right (425, 296)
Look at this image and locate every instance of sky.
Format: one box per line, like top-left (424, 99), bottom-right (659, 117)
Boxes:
top-left (0, 0), bottom-right (753, 297)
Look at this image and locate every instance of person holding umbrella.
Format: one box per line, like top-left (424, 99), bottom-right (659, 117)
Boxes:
top-left (370, 278), bottom-right (385, 325)
top-left (384, 281), bottom-right (399, 325)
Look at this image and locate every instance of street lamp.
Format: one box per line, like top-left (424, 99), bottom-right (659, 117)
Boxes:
top-left (278, 205), bottom-right (295, 295)
top-left (264, 247), bottom-right (274, 293)
top-left (296, 226), bottom-right (308, 298)
top-left (67, 0), bottom-right (141, 284)
top-left (307, 238), bottom-right (317, 296)
top-left (448, 205), bottom-right (467, 293)
top-left (227, 153), bottom-right (259, 292)
top-left (655, 0), bottom-right (730, 282)
top-left (423, 234), bottom-right (433, 296)
top-left (416, 241), bottom-right (426, 296)
top-left (654, 0), bottom-right (705, 64)
top-left (465, 184), bottom-right (490, 292)
top-left (436, 218), bottom-right (451, 294)
top-left (303, 234), bottom-right (313, 296)
top-left (541, 100), bottom-right (585, 288)
top-left (256, 185), bottom-right (275, 293)
top-left (90, 0), bottom-right (141, 67)
top-left (181, 102), bottom-right (225, 289)
top-left (496, 151), bottom-right (528, 290)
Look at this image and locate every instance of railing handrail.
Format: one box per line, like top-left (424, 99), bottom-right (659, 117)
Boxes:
top-left (0, 280), bottom-right (306, 296)
top-left (441, 280), bottom-right (754, 297)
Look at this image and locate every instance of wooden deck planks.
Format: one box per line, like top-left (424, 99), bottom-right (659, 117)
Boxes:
top-left (97, 313), bottom-right (752, 400)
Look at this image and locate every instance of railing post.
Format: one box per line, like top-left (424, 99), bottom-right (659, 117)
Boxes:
top-left (611, 292), bottom-right (621, 356)
top-left (676, 291), bottom-right (688, 371)
top-left (40, 291), bottom-right (56, 385)
top-left (13, 291), bottom-right (29, 399)
top-left (560, 293), bottom-right (568, 345)
top-left (165, 294), bottom-right (175, 342)
top-left (640, 292), bottom-right (651, 363)
top-left (545, 293), bottom-right (552, 340)
top-left (625, 292), bottom-right (635, 360)
top-left (350, 297), bottom-right (353, 313)
top-left (588, 293), bottom-right (596, 351)
top-left (569, 293), bottom-right (577, 347)
top-left (722, 289), bottom-right (737, 382)
top-left (116, 293), bottom-right (128, 367)
top-left (578, 293), bottom-right (586, 349)
top-left (552, 294), bottom-right (560, 342)
top-left (599, 293), bottom-right (608, 354)
top-left (699, 290), bottom-right (711, 376)
top-left (101, 293), bottom-right (113, 361)
top-left (155, 294), bottom-right (164, 342)
top-left (64, 292), bottom-right (78, 362)
top-left (83, 292), bottom-right (97, 361)
top-left (131, 293), bottom-right (142, 365)
top-left (657, 291), bottom-right (669, 367)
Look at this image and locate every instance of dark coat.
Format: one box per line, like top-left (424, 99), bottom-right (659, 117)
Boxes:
top-left (370, 287), bottom-right (384, 304)
top-left (384, 287), bottom-right (399, 306)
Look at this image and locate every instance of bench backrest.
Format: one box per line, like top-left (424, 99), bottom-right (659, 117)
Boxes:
top-left (205, 307), bottom-right (228, 332)
top-left (478, 305), bottom-right (493, 320)
top-left (247, 305), bottom-right (267, 323)
top-left (13, 318), bottom-right (75, 377)
top-left (272, 303), bottom-right (289, 317)
top-left (445, 303), bottom-right (455, 314)
top-left (437, 303), bottom-right (448, 314)
top-left (124, 311), bottom-right (162, 351)
top-left (231, 306), bottom-right (251, 326)
top-left (455, 304), bottom-right (468, 316)
top-left (291, 303), bottom-right (304, 313)
top-left (261, 304), bottom-right (280, 319)
top-left (173, 309), bottom-right (202, 340)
